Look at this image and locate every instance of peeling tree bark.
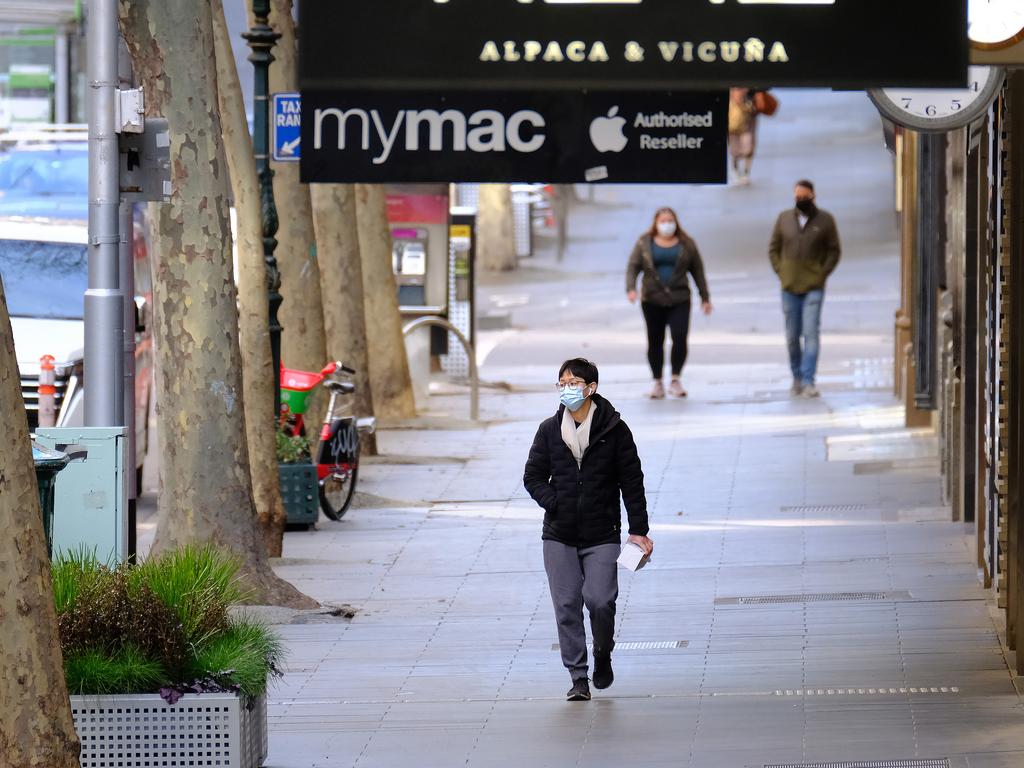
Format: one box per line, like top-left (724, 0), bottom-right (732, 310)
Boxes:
top-left (312, 185), bottom-right (378, 455)
top-left (120, 0), bottom-right (315, 608)
top-left (261, 0), bottom-right (328, 422)
top-left (478, 184), bottom-right (517, 272)
top-left (211, 0), bottom-right (286, 557)
top-left (0, 278), bottom-right (81, 766)
top-left (355, 184), bottom-right (417, 420)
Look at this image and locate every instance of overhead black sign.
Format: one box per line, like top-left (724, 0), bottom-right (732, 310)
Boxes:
top-left (299, 91), bottom-right (727, 184)
top-left (299, 0), bottom-right (968, 91)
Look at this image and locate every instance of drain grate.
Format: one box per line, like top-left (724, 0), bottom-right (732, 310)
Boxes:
top-left (781, 504), bottom-right (869, 514)
top-left (551, 640), bottom-right (687, 651)
top-left (765, 761), bottom-right (947, 768)
top-left (716, 591), bottom-right (911, 605)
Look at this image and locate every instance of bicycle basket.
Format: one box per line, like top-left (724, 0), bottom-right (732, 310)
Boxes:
top-left (280, 367), bottom-right (323, 416)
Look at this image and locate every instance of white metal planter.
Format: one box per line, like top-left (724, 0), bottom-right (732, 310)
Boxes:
top-left (71, 692), bottom-right (267, 768)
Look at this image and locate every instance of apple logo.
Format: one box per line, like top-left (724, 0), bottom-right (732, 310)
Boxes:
top-left (590, 106), bottom-right (629, 153)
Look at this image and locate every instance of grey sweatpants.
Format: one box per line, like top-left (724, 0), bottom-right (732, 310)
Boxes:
top-left (543, 540), bottom-right (620, 681)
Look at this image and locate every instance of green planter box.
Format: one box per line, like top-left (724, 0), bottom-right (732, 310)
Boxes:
top-left (278, 461), bottom-right (319, 526)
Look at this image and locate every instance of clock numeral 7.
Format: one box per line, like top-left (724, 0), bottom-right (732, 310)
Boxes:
top-left (902, 98), bottom-right (912, 108)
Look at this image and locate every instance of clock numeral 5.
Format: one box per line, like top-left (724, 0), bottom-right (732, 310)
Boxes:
top-left (952, 99), bottom-right (962, 111)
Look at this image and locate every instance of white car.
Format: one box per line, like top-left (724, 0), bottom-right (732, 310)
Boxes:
top-left (0, 218), bottom-right (152, 480)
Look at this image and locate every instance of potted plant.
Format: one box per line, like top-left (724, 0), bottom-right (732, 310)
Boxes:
top-left (276, 427), bottom-right (319, 526)
top-left (53, 546), bottom-right (281, 768)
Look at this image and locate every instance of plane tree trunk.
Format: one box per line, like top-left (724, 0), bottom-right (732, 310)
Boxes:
top-left (211, 0), bottom-right (287, 556)
top-left (312, 184), bottom-right (378, 455)
top-left (0, 274), bottom-right (81, 768)
top-left (355, 184), bottom-right (417, 420)
top-left (262, 0), bottom-right (328, 421)
top-left (120, 0), bottom-right (315, 607)
top-left (478, 184), bottom-right (517, 271)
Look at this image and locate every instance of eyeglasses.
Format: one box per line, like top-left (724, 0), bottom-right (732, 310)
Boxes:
top-left (556, 379), bottom-right (589, 390)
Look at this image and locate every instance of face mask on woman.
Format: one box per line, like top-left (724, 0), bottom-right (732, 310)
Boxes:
top-left (656, 221), bottom-right (677, 238)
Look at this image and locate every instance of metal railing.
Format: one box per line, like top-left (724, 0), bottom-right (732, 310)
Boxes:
top-left (401, 316), bottom-right (479, 421)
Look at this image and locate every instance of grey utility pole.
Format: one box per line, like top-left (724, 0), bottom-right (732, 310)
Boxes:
top-left (244, 0), bottom-right (284, 419)
top-left (85, 0), bottom-right (124, 427)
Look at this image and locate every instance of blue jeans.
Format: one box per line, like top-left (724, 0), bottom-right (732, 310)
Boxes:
top-left (782, 289), bottom-right (824, 386)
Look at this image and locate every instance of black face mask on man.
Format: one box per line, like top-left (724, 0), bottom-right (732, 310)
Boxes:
top-left (795, 198), bottom-right (815, 214)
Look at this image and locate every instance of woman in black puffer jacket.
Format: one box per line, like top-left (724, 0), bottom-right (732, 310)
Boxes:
top-left (523, 357), bottom-right (652, 702)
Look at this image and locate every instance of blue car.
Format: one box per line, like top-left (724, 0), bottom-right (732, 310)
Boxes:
top-left (0, 141), bottom-right (89, 220)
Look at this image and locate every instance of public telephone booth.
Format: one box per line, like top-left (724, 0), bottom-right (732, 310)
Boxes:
top-left (386, 184), bottom-right (476, 408)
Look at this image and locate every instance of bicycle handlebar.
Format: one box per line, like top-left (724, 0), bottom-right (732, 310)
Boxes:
top-left (319, 361), bottom-right (356, 377)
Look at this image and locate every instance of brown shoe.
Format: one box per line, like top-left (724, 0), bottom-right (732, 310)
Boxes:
top-left (669, 379), bottom-right (687, 398)
top-left (650, 380), bottom-right (666, 399)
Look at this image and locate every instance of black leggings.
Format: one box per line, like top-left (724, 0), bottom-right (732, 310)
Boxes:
top-left (642, 302), bottom-right (691, 378)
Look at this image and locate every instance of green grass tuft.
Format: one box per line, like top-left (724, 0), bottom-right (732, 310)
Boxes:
top-left (131, 545), bottom-right (246, 648)
top-left (51, 548), bottom-right (104, 614)
top-left (189, 619), bottom-right (285, 698)
top-left (65, 645), bottom-right (167, 695)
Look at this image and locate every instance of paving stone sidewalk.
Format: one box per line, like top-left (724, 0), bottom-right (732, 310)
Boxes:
top-left (261, 358), bottom-right (1024, 768)
top-left (255, 88), bottom-right (1024, 768)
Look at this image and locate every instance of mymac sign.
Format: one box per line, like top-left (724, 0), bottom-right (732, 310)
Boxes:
top-left (299, 0), bottom-right (967, 91)
top-left (299, 91), bottom-right (727, 184)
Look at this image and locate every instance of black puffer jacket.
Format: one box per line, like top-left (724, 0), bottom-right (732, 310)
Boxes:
top-left (523, 394), bottom-right (649, 547)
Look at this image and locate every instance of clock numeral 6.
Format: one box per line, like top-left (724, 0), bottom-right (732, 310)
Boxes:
top-left (925, 104), bottom-right (937, 116)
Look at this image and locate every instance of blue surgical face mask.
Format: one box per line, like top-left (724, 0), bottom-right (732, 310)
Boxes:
top-left (559, 385), bottom-right (589, 412)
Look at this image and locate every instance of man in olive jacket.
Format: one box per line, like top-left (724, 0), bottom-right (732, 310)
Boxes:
top-left (524, 358), bottom-right (653, 702)
top-left (769, 179), bottom-right (841, 398)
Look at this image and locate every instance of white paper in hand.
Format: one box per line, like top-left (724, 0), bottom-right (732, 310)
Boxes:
top-left (617, 541), bottom-right (650, 572)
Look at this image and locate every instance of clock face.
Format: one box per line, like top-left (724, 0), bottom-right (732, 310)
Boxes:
top-left (969, 0), bottom-right (1024, 49)
top-left (868, 66), bottom-right (1005, 133)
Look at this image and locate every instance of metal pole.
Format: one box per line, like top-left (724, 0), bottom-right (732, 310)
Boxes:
top-left (118, 40), bottom-right (138, 560)
top-left (85, 0), bottom-right (124, 427)
top-left (243, 0), bottom-right (283, 420)
top-left (914, 131), bottom-right (944, 411)
top-left (55, 30), bottom-right (70, 124)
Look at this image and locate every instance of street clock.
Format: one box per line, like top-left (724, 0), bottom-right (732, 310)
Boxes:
top-left (867, 66), bottom-right (1005, 133)
top-left (969, 0), bottom-right (1024, 50)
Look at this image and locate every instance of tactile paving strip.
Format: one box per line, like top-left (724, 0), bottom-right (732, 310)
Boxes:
top-left (551, 640), bottom-right (687, 651)
top-left (764, 760), bottom-right (949, 768)
top-left (716, 591), bottom-right (912, 605)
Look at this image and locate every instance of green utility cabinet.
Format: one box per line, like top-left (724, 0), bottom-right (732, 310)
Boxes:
top-left (35, 427), bottom-right (128, 564)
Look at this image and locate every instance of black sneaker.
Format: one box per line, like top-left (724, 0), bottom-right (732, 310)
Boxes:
top-left (593, 654), bottom-right (614, 690)
top-left (566, 678), bottom-right (591, 701)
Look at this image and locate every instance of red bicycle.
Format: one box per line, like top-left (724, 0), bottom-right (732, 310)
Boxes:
top-left (279, 361), bottom-right (375, 520)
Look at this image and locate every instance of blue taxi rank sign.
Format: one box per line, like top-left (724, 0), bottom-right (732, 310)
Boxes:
top-left (273, 93), bottom-right (301, 162)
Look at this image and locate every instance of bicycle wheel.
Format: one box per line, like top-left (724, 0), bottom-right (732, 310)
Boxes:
top-left (319, 457), bottom-right (359, 521)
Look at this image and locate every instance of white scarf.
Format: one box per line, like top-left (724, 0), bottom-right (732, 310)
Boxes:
top-left (561, 402), bottom-right (597, 468)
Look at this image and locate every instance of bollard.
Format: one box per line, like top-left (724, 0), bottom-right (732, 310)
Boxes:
top-left (38, 354), bottom-right (57, 428)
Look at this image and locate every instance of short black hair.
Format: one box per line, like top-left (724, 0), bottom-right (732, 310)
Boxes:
top-left (559, 358), bottom-right (599, 384)
top-left (796, 179), bottom-right (815, 193)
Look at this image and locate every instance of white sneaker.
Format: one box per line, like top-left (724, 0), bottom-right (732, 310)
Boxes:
top-left (650, 380), bottom-right (666, 399)
top-left (668, 379), bottom-right (687, 398)
top-left (801, 385), bottom-right (821, 398)
top-left (790, 380), bottom-right (803, 397)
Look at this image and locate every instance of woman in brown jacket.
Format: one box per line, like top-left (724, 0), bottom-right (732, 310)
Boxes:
top-left (627, 207), bottom-right (713, 399)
